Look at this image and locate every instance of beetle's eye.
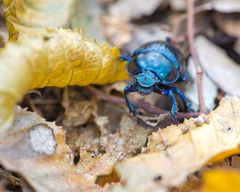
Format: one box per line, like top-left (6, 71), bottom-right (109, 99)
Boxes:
top-left (126, 57), bottom-right (139, 75)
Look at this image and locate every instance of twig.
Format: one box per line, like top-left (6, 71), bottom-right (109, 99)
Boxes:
top-left (85, 86), bottom-right (202, 120)
top-left (187, 0), bottom-right (206, 113)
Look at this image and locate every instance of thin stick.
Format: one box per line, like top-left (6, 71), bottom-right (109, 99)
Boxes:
top-left (187, 0), bottom-right (206, 113)
top-left (85, 86), bottom-right (202, 120)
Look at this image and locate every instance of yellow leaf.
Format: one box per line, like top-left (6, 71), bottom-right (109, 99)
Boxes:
top-left (3, 0), bottom-right (75, 40)
top-left (113, 97), bottom-right (240, 191)
top-left (0, 28), bottom-right (128, 131)
top-left (202, 169), bottom-right (240, 192)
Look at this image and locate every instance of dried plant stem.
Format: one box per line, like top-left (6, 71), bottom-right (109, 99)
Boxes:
top-left (86, 86), bottom-right (202, 120)
top-left (187, 0), bottom-right (206, 113)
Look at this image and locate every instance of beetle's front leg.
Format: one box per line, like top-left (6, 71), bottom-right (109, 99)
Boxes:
top-left (124, 82), bottom-right (138, 115)
top-left (120, 54), bottom-right (132, 62)
top-left (166, 89), bottom-right (178, 121)
top-left (154, 86), bottom-right (178, 122)
top-left (170, 87), bottom-right (193, 112)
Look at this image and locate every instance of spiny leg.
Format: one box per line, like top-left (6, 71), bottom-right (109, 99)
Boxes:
top-left (124, 82), bottom-right (138, 115)
top-left (170, 87), bottom-right (193, 112)
top-left (153, 86), bottom-right (178, 121)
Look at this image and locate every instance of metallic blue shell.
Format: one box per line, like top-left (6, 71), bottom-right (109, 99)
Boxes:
top-left (127, 41), bottom-right (184, 84)
top-left (132, 41), bottom-right (180, 69)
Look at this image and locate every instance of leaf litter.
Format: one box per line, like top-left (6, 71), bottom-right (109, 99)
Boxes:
top-left (113, 97), bottom-right (240, 191)
top-left (0, 106), bottom-right (102, 192)
top-left (194, 36), bottom-right (240, 96)
top-left (109, 0), bottom-right (167, 20)
top-left (1, 0), bottom-right (240, 191)
top-left (62, 89), bottom-right (151, 184)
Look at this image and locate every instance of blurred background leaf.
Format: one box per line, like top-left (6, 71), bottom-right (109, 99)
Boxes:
top-left (3, 0), bottom-right (75, 40)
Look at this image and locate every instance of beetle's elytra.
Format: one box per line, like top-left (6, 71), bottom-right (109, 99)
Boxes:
top-left (121, 40), bottom-right (192, 120)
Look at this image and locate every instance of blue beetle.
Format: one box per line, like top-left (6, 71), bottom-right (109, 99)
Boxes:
top-left (121, 41), bottom-right (192, 120)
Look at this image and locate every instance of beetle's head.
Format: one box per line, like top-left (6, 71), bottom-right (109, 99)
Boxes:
top-left (134, 70), bottom-right (159, 88)
top-left (125, 53), bottom-right (161, 88)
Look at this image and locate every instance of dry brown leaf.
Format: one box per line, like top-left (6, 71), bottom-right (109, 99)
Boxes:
top-left (195, 36), bottom-right (240, 96)
top-left (60, 91), bottom-right (151, 184)
top-left (194, 0), bottom-right (240, 14)
top-left (174, 0), bottom-right (240, 38)
top-left (113, 96), bottom-right (240, 191)
top-left (63, 100), bottom-right (94, 127)
top-left (170, 175), bottom-right (202, 192)
top-left (101, 17), bottom-right (133, 48)
top-left (201, 169), bottom-right (240, 192)
top-left (125, 24), bottom-right (172, 53)
top-left (235, 39), bottom-right (240, 54)
top-left (185, 58), bottom-right (218, 111)
top-left (230, 156), bottom-right (240, 169)
top-left (109, 0), bottom-right (167, 20)
top-left (0, 106), bottom-right (102, 192)
top-left (71, 0), bottom-right (105, 42)
top-left (207, 0), bottom-right (240, 13)
top-left (214, 12), bottom-right (240, 38)
top-left (103, 81), bottom-right (126, 94)
top-left (169, 0), bottom-right (187, 11)
top-left (77, 115), bottom-right (151, 183)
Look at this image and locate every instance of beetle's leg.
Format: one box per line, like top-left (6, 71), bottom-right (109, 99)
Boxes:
top-left (166, 89), bottom-right (178, 121)
top-left (170, 87), bottom-right (193, 112)
top-left (124, 82), bottom-right (138, 115)
top-left (153, 86), bottom-right (178, 122)
top-left (120, 54), bottom-right (132, 62)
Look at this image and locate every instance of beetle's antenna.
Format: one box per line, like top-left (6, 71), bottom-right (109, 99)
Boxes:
top-left (120, 54), bottom-right (132, 62)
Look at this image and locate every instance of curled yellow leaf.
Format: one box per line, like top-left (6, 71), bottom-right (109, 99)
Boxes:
top-left (0, 28), bottom-right (128, 131)
top-left (114, 97), bottom-right (240, 190)
top-left (3, 0), bottom-right (74, 40)
top-left (202, 169), bottom-right (240, 192)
